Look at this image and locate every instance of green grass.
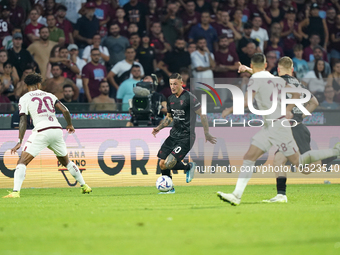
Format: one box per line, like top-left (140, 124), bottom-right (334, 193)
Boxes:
top-left (1, 184), bottom-right (340, 255)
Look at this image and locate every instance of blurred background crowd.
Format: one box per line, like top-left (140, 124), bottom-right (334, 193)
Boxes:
top-left (0, 0), bottom-right (340, 112)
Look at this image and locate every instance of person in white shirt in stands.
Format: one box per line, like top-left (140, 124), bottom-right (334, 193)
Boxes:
top-left (82, 34), bottom-right (109, 65)
top-left (107, 46), bottom-right (144, 91)
top-left (302, 59), bottom-right (327, 95)
top-left (191, 37), bottom-right (215, 79)
top-left (3, 73), bottom-right (92, 198)
top-left (250, 15), bottom-right (269, 52)
top-left (68, 44), bottom-right (87, 99)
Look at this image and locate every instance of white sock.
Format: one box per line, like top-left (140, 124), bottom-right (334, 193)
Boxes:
top-left (299, 149), bottom-right (338, 165)
top-left (67, 161), bottom-right (85, 185)
top-left (13, 164), bottom-right (26, 192)
top-left (233, 160), bottom-right (255, 199)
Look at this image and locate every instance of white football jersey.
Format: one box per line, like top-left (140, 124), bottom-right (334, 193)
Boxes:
top-left (247, 71), bottom-right (288, 121)
top-left (19, 90), bottom-right (62, 132)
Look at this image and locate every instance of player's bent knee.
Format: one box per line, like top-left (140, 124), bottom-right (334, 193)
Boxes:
top-left (165, 154), bottom-right (177, 169)
top-left (159, 160), bottom-right (166, 170)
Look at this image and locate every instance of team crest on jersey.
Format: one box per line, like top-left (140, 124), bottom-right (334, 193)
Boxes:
top-left (180, 100), bottom-right (184, 105)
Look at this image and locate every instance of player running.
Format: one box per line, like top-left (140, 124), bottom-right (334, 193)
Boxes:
top-left (217, 53), bottom-right (340, 205)
top-left (237, 57), bottom-right (337, 203)
top-left (3, 73), bottom-right (92, 198)
top-left (152, 73), bottom-right (217, 194)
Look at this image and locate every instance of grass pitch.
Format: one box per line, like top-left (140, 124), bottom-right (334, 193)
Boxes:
top-left (1, 184), bottom-right (340, 255)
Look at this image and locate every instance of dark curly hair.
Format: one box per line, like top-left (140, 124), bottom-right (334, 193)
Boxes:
top-left (24, 73), bottom-right (42, 86)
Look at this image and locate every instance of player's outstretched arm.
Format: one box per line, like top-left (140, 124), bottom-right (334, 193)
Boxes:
top-left (152, 113), bottom-right (173, 137)
top-left (55, 101), bottom-right (75, 134)
top-left (238, 62), bottom-right (253, 74)
top-left (195, 108), bottom-right (217, 144)
top-left (11, 115), bottom-right (27, 154)
top-left (222, 90), bottom-right (255, 118)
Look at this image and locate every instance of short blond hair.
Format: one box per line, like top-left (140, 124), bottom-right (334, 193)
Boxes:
top-left (278, 56), bottom-right (293, 69)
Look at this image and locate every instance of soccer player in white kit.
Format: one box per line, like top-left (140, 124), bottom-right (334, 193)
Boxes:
top-left (3, 73), bottom-right (92, 198)
top-left (217, 53), bottom-right (340, 205)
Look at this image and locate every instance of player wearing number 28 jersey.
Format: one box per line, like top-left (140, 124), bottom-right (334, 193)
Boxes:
top-left (3, 74), bottom-right (92, 198)
top-left (217, 54), bottom-right (340, 206)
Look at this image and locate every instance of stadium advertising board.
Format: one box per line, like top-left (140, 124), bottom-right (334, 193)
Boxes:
top-left (0, 127), bottom-right (339, 189)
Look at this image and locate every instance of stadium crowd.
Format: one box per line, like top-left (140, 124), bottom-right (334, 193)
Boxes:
top-left (0, 0), bottom-right (340, 111)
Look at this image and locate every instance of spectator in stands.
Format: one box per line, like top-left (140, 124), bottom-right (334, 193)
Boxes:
top-left (266, 34), bottom-right (284, 60)
top-left (236, 0), bottom-right (250, 23)
top-left (24, 9), bottom-right (44, 45)
top-left (232, 9), bottom-right (244, 34)
top-left (46, 45), bottom-right (60, 79)
top-left (82, 34), bottom-right (110, 65)
top-left (330, 14), bottom-right (340, 63)
top-left (90, 80), bottom-right (117, 111)
top-left (250, 14), bottom-right (269, 53)
top-left (150, 22), bottom-right (172, 62)
top-left (60, 84), bottom-right (77, 103)
top-left (239, 41), bottom-right (257, 67)
top-left (326, 60), bottom-right (340, 102)
top-left (73, 2), bottom-right (100, 52)
top-left (302, 59), bottom-right (327, 95)
top-left (46, 14), bottom-right (65, 46)
top-left (213, 35), bottom-right (239, 78)
top-left (157, 38), bottom-right (191, 77)
top-left (55, 0), bottom-right (86, 25)
top-left (130, 33), bottom-right (141, 50)
top-left (330, 0), bottom-right (340, 13)
top-left (195, 0), bottom-right (212, 13)
top-left (14, 65), bottom-right (32, 101)
top-left (146, 0), bottom-right (161, 32)
top-left (214, 10), bottom-right (241, 42)
top-left (68, 44), bottom-right (87, 99)
top-left (292, 44), bottom-right (309, 80)
top-left (268, 0), bottom-right (285, 24)
top-left (250, 0), bottom-right (271, 30)
top-left (55, 5), bottom-right (74, 45)
top-left (107, 47), bottom-right (144, 91)
top-left (102, 23), bottom-right (130, 68)
top-left (280, 7), bottom-right (301, 58)
top-left (25, 4), bottom-right (47, 27)
top-left (45, 0), bottom-right (57, 16)
top-left (0, 61), bottom-right (16, 101)
top-left (8, 0), bottom-right (26, 28)
top-left (123, 0), bottom-right (148, 35)
top-left (127, 23), bottom-right (139, 38)
top-left (189, 11), bottom-right (218, 52)
top-left (42, 63), bottom-right (79, 100)
top-left (0, 6), bottom-right (12, 43)
top-left (136, 32), bottom-right (157, 76)
top-left (0, 50), bottom-right (19, 84)
top-left (49, 46), bottom-right (80, 83)
top-left (308, 46), bottom-right (331, 76)
top-left (82, 48), bottom-right (107, 102)
top-left (320, 86), bottom-right (339, 109)
top-left (191, 37), bottom-right (215, 79)
top-left (161, 1), bottom-right (183, 47)
top-left (116, 64), bottom-right (142, 111)
top-left (237, 22), bottom-right (260, 58)
top-left (113, 7), bottom-right (129, 38)
top-left (93, 0), bottom-right (113, 38)
top-left (326, 7), bottom-right (336, 33)
top-left (303, 34), bottom-right (327, 62)
top-left (187, 42), bottom-right (196, 54)
top-left (8, 33), bottom-right (34, 79)
top-left (299, 3), bottom-right (328, 50)
top-left (181, 0), bottom-right (201, 41)
top-left (266, 51), bottom-right (278, 76)
top-left (180, 67), bottom-right (190, 90)
top-left (27, 26), bottom-right (57, 79)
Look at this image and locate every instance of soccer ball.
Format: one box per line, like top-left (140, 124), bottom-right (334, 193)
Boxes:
top-left (156, 176), bottom-right (173, 192)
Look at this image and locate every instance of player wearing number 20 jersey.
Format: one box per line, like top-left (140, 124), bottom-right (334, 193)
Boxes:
top-left (3, 74), bottom-right (92, 198)
top-left (19, 90), bottom-right (61, 132)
